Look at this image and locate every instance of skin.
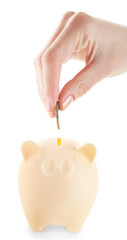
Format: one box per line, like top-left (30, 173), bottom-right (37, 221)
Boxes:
top-left (34, 11), bottom-right (127, 118)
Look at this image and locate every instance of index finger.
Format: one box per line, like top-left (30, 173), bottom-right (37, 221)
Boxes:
top-left (34, 12), bottom-right (75, 117)
top-left (42, 13), bottom-right (85, 113)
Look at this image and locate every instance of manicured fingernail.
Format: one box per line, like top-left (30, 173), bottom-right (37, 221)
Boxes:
top-left (49, 111), bottom-right (56, 118)
top-left (62, 95), bottom-right (73, 110)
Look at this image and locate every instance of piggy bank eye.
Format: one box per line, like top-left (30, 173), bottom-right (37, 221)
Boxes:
top-left (36, 154), bottom-right (43, 161)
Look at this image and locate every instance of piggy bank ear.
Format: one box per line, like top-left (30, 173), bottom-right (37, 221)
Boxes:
top-left (21, 140), bottom-right (40, 161)
top-left (78, 143), bottom-right (96, 162)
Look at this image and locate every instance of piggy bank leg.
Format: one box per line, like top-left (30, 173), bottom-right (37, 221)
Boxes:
top-left (27, 215), bottom-right (45, 232)
top-left (66, 219), bottom-right (84, 233)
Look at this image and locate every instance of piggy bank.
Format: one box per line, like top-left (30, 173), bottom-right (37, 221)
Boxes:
top-left (18, 138), bottom-right (98, 232)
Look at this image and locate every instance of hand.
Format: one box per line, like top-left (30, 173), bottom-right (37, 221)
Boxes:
top-left (34, 11), bottom-right (127, 118)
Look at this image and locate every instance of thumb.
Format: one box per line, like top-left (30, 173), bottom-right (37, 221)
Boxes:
top-left (59, 60), bottom-right (105, 110)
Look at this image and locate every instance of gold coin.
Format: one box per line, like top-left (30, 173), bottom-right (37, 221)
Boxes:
top-left (56, 101), bottom-right (60, 130)
top-left (57, 137), bottom-right (61, 146)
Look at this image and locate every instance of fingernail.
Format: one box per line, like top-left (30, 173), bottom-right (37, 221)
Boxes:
top-left (49, 111), bottom-right (56, 118)
top-left (62, 95), bottom-right (73, 110)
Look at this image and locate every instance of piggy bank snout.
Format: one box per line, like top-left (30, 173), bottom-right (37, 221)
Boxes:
top-left (42, 157), bottom-right (74, 177)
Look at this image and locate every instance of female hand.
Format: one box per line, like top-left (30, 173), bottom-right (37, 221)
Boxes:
top-left (34, 11), bottom-right (127, 117)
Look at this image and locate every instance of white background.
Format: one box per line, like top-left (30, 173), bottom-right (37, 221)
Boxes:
top-left (0, 0), bottom-right (127, 239)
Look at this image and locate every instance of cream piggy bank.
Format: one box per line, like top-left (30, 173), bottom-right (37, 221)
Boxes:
top-left (18, 138), bottom-right (98, 232)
